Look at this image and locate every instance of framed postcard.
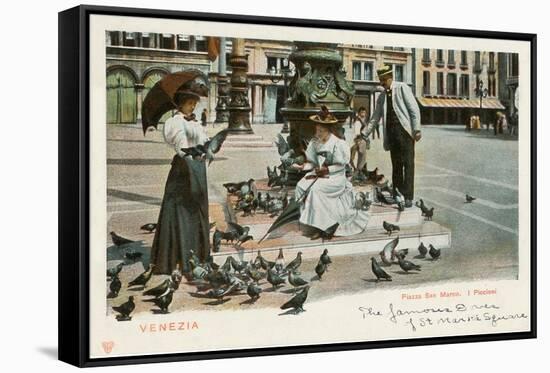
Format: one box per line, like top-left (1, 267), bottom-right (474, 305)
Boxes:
top-left (58, 4), bottom-right (537, 367)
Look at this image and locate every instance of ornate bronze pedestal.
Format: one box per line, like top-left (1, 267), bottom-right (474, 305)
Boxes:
top-left (279, 42), bottom-right (355, 184)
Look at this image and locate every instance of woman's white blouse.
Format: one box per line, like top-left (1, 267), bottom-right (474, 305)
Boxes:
top-left (163, 113), bottom-right (209, 157)
top-left (304, 134), bottom-right (350, 174)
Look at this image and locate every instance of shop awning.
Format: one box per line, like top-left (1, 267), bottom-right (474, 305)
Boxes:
top-left (417, 97), bottom-right (505, 110)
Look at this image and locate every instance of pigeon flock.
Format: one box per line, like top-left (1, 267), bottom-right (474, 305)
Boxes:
top-left (370, 235), bottom-right (443, 282)
top-left (108, 234), bottom-right (335, 318)
top-left (108, 162), bottom-right (449, 320)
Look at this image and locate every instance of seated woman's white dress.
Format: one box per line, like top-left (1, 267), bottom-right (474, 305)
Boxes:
top-left (295, 134), bottom-right (369, 236)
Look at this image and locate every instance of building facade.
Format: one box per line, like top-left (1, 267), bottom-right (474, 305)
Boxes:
top-left (105, 33), bottom-right (417, 126)
top-left (105, 32), bottom-right (294, 125)
top-left (106, 33), bottom-right (517, 127)
top-left (341, 45), bottom-right (414, 120)
top-left (414, 48), bottom-right (507, 125)
top-left (497, 52), bottom-right (520, 121)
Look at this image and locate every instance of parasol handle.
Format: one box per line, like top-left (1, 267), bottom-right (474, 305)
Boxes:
top-left (258, 176), bottom-right (321, 243)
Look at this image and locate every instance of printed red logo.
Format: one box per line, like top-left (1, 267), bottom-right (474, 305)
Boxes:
top-left (102, 341), bottom-right (114, 354)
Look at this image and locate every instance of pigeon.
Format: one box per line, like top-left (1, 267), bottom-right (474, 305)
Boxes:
top-left (417, 242), bottom-right (428, 258)
top-left (212, 229), bottom-right (222, 253)
top-left (256, 251), bottom-right (276, 271)
top-left (429, 244), bottom-right (441, 260)
top-left (275, 133), bottom-right (291, 156)
top-left (355, 191), bottom-right (371, 211)
top-left (394, 188), bottom-right (405, 211)
top-left (380, 236), bottom-right (399, 265)
top-left (239, 179), bottom-right (257, 197)
top-left (270, 171), bottom-right (288, 189)
top-left (189, 259), bottom-right (208, 280)
top-left (320, 249), bottom-right (332, 267)
top-left (315, 261), bottom-right (326, 280)
top-left (128, 264), bottom-right (155, 288)
top-left (416, 199), bottom-right (429, 215)
top-left (189, 250), bottom-right (202, 266)
top-left (424, 207), bottom-right (434, 221)
top-left (181, 129), bottom-right (229, 165)
top-left (275, 248), bottom-right (285, 272)
top-left (204, 269), bottom-right (230, 290)
top-left (227, 222), bottom-right (253, 246)
top-left (223, 181), bottom-right (248, 194)
top-left (143, 268), bottom-right (182, 297)
top-left (108, 274), bottom-right (122, 298)
top-left (106, 262), bottom-right (124, 279)
top-left (375, 187), bottom-right (391, 205)
top-left (370, 257), bottom-right (392, 282)
top-left (140, 223), bottom-right (157, 233)
top-left (267, 267), bottom-right (286, 289)
top-left (112, 296), bottom-right (135, 320)
top-left (245, 266), bottom-right (264, 283)
top-left (267, 166), bottom-right (280, 187)
top-left (280, 286), bottom-right (310, 314)
top-left (394, 248), bottom-right (409, 259)
top-left (285, 252), bottom-right (303, 273)
top-left (366, 167), bottom-right (379, 182)
top-left (383, 221), bottom-right (400, 235)
top-left (215, 228), bottom-right (238, 244)
top-left (246, 282), bottom-right (262, 302)
top-left (397, 255), bottom-right (422, 273)
top-left (207, 282), bottom-right (239, 302)
top-left (124, 250), bottom-right (143, 262)
top-left (204, 256), bottom-right (220, 272)
top-left (110, 231), bottom-right (134, 246)
top-left (288, 271), bottom-right (309, 291)
top-left (220, 256), bottom-right (233, 273)
top-left (229, 256), bottom-right (248, 273)
top-left (203, 129), bottom-right (229, 165)
top-left (143, 287), bottom-right (175, 314)
top-left (465, 194), bottom-right (476, 203)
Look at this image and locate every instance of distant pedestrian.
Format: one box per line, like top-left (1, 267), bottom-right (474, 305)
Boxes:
top-left (498, 112), bottom-right (508, 134)
top-left (468, 115), bottom-right (475, 131)
top-left (201, 108), bottom-right (208, 127)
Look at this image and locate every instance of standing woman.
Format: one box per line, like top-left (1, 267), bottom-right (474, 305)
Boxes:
top-left (150, 83), bottom-right (210, 276)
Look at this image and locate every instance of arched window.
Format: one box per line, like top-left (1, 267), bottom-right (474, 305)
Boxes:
top-left (106, 68), bottom-right (137, 124)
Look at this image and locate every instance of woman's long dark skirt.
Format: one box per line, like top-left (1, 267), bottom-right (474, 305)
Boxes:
top-left (150, 155), bottom-right (210, 275)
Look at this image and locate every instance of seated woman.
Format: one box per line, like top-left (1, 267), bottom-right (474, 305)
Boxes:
top-left (293, 106), bottom-right (369, 239)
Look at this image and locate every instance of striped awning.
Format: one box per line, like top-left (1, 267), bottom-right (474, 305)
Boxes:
top-left (418, 97), bottom-right (505, 109)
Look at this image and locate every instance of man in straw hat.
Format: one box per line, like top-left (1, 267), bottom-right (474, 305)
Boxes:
top-left (361, 64), bottom-right (421, 207)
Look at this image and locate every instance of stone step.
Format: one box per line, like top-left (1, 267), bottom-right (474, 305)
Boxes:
top-left (223, 141), bottom-right (275, 148)
top-left (211, 221), bottom-right (451, 262)
top-left (225, 134), bottom-right (265, 141)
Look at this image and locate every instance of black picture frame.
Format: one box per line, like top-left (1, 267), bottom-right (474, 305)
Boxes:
top-left (58, 4), bottom-right (537, 368)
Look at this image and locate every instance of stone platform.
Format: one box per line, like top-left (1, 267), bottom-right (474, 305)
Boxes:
top-left (208, 178), bottom-right (452, 263)
top-left (222, 134), bottom-right (275, 149)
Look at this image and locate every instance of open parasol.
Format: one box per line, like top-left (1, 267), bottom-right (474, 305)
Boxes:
top-left (141, 70), bottom-right (209, 134)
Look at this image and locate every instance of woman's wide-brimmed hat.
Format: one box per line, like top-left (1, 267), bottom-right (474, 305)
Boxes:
top-left (308, 105), bottom-right (339, 124)
top-left (174, 76), bottom-right (209, 102)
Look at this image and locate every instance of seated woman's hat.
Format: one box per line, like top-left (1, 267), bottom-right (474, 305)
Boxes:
top-left (308, 105), bottom-right (338, 124)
